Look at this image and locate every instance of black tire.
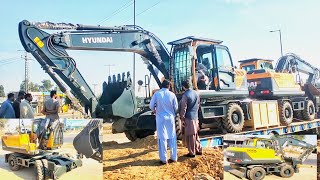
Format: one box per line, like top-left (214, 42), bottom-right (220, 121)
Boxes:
top-left (124, 130), bottom-right (138, 141)
top-left (248, 167), bottom-right (266, 180)
top-left (41, 159), bottom-right (49, 180)
top-left (222, 103), bottom-right (244, 133)
top-left (279, 101), bottom-right (293, 126)
top-left (34, 160), bottom-right (45, 180)
top-left (302, 100), bottom-right (315, 121)
top-left (293, 110), bottom-right (303, 120)
top-left (280, 165), bottom-right (294, 178)
top-left (8, 154), bottom-right (21, 171)
top-left (124, 130), bottom-right (154, 141)
top-left (246, 169), bottom-right (251, 179)
top-left (175, 114), bottom-right (182, 140)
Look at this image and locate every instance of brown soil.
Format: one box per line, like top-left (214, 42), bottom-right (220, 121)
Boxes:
top-left (103, 135), bottom-right (223, 180)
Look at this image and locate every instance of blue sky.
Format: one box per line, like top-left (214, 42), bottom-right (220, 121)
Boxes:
top-left (0, 0), bottom-right (319, 96)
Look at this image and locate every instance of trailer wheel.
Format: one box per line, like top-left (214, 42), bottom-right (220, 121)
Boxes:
top-left (279, 101), bottom-right (293, 126)
top-left (8, 154), bottom-right (21, 171)
top-left (222, 103), bottom-right (244, 133)
top-left (175, 114), bottom-right (182, 140)
top-left (249, 167), bottom-right (266, 180)
top-left (34, 160), bottom-right (45, 180)
top-left (302, 100), bottom-right (315, 121)
top-left (280, 165), bottom-right (294, 178)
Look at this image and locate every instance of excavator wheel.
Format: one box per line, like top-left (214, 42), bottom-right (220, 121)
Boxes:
top-left (302, 100), bottom-right (315, 121)
top-left (248, 167), bottom-right (266, 180)
top-left (293, 110), bottom-right (303, 120)
top-left (124, 130), bottom-right (155, 141)
top-left (41, 159), bottom-right (49, 180)
top-left (279, 101), bottom-right (293, 126)
top-left (222, 103), bottom-right (244, 133)
top-left (34, 160), bottom-right (45, 180)
top-left (175, 114), bottom-right (183, 140)
top-left (279, 165), bottom-right (294, 178)
top-left (8, 153), bottom-right (21, 171)
top-left (246, 169), bottom-right (251, 179)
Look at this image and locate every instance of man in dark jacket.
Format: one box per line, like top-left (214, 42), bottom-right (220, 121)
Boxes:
top-left (13, 91), bottom-right (25, 118)
top-left (179, 80), bottom-right (202, 157)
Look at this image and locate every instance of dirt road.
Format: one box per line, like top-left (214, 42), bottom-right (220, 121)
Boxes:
top-left (104, 129), bottom-right (223, 180)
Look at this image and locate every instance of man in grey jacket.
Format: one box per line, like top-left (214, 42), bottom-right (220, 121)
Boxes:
top-left (179, 80), bottom-right (203, 157)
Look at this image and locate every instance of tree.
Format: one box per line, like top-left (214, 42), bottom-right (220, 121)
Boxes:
top-left (41, 79), bottom-right (53, 91)
top-left (0, 85), bottom-right (5, 97)
top-left (20, 81), bottom-right (40, 92)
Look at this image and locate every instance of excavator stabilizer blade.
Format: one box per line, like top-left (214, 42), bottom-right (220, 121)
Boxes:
top-left (73, 119), bottom-right (102, 162)
top-left (96, 72), bottom-right (137, 120)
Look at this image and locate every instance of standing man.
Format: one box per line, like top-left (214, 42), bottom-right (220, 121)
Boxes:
top-left (0, 93), bottom-right (16, 118)
top-left (179, 80), bottom-right (202, 157)
top-left (42, 90), bottom-right (60, 122)
top-left (20, 93), bottom-right (35, 118)
top-left (13, 91), bottom-right (25, 118)
top-left (150, 79), bottom-right (178, 164)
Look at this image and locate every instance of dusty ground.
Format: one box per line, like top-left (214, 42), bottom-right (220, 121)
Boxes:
top-left (103, 125), bottom-right (223, 180)
top-left (0, 133), bottom-right (102, 180)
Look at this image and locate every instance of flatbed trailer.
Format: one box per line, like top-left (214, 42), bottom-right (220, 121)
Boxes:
top-left (199, 118), bottom-right (320, 147)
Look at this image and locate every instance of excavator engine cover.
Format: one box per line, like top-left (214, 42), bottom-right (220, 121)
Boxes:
top-left (73, 119), bottom-right (102, 162)
top-left (96, 72), bottom-right (137, 121)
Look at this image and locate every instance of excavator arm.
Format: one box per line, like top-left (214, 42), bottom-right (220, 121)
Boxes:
top-left (18, 20), bottom-right (170, 117)
top-left (275, 53), bottom-right (320, 85)
top-left (274, 136), bottom-right (316, 168)
top-left (18, 20), bottom-right (172, 161)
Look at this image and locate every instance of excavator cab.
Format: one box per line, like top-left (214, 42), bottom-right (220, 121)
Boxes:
top-left (169, 36), bottom-right (247, 93)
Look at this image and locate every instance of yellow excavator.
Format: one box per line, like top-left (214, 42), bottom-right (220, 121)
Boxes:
top-left (1, 119), bottom-right (83, 179)
top-left (225, 136), bottom-right (316, 180)
top-left (239, 55), bottom-right (320, 126)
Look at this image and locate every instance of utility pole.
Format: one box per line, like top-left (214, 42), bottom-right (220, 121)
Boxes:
top-left (19, 51), bottom-right (32, 92)
top-left (133, 0), bottom-right (136, 92)
top-left (104, 64), bottom-right (115, 76)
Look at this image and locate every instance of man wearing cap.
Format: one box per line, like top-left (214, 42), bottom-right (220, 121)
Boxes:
top-left (149, 79), bottom-right (178, 164)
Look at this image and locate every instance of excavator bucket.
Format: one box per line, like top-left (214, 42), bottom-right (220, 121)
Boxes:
top-left (96, 71), bottom-right (137, 120)
top-left (73, 119), bottom-right (102, 162)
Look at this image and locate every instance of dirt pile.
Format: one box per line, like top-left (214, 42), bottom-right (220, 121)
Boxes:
top-left (104, 135), bottom-right (223, 180)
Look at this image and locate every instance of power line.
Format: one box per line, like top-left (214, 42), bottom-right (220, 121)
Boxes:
top-left (121, 0), bottom-right (162, 24)
top-left (97, 0), bottom-right (134, 25)
top-left (0, 59), bottom-right (20, 67)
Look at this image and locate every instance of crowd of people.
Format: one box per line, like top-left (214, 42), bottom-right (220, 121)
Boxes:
top-left (0, 90), bottom-right (60, 120)
top-left (150, 79), bottom-right (202, 164)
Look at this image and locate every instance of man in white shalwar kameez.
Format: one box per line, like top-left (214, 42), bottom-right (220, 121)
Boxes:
top-left (150, 79), bottom-right (178, 164)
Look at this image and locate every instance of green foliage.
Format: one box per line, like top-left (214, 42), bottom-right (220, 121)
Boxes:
top-left (0, 85), bottom-right (5, 97)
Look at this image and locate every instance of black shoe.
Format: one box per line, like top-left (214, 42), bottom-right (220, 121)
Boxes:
top-left (159, 161), bottom-right (167, 165)
top-left (168, 159), bottom-right (177, 163)
top-left (196, 152), bottom-right (203, 155)
top-left (184, 153), bottom-right (195, 158)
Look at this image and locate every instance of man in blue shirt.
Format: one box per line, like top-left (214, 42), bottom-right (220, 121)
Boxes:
top-left (0, 93), bottom-right (16, 118)
top-left (150, 79), bottom-right (178, 164)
